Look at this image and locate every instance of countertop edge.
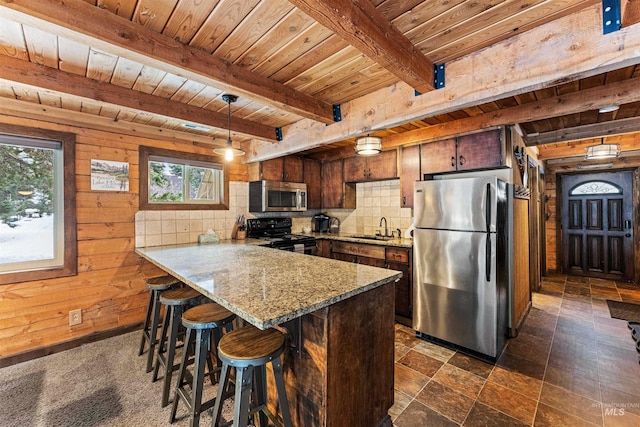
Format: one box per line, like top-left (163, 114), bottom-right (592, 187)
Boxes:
top-left (309, 232), bottom-right (413, 248)
top-left (135, 244), bottom-right (402, 329)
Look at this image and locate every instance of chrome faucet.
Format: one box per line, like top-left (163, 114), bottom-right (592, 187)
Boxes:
top-left (379, 217), bottom-right (388, 237)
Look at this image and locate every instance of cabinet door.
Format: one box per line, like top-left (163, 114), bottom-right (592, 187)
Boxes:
top-left (316, 239), bottom-right (331, 258)
top-left (284, 156), bottom-right (304, 182)
top-left (367, 150), bottom-right (397, 181)
top-left (261, 158), bottom-right (284, 181)
top-left (400, 145), bottom-right (420, 208)
top-left (332, 252), bottom-right (357, 263)
top-left (421, 138), bottom-right (456, 174)
top-left (387, 260), bottom-right (411, 321)
top-left (456, 129), bottom-right (504, 171)
top-left (322, 159), bottom-right (344, 208)
top-left (358, 257), bottom-right (386, 268)
top-left (304, 158), bottom-right (322, 209)
top-left (343, 156), bottom-right (367, 182)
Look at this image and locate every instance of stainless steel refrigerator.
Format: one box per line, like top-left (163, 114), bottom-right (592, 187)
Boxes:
top-left (413, 176), bottom-right (512, 359)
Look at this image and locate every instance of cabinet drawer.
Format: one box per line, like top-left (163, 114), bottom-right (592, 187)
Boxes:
top-left (332, 241), bottom-right (385, 259)
top-left (385, 248), bottom-right (410, 263)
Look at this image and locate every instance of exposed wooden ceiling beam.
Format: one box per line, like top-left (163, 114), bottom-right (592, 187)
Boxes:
top-left (0, 0), bottom-right (336, 124)
top-left (0, 96), bottom-right (223, 147)
top-left (538, 134), bottom-right (640, 160)
top-left (382, 77), bottom-right (640, 149)
top-left (622, 0), bottom-right (640, 26)
top-left (288, 0), bottom-right (435, 93)
top-left (525, 116), bottom-right (640, 146)
top-left (0, 56), bottom-right (277, 142)
top-left (247, 4), bottom-right (640, 161)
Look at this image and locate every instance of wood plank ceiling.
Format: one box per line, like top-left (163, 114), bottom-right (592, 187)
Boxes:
top-left (0, 0), bottom-right (639, 161)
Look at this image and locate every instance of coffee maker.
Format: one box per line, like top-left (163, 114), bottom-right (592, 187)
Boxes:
top-left (311, 213), bottom-right (330, 232)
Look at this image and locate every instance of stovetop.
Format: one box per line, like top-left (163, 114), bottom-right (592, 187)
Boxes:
top-left (247, 218), bottom-right (316, 248)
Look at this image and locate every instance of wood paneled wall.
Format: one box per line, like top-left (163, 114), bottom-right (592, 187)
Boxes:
top-left (0, 114), bottom-right (248, 360)
top-left (543, 152), bottom-right (640, 284)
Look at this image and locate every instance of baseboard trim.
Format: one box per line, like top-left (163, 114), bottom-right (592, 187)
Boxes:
top-left (0, 322), bottom-right (143, 369)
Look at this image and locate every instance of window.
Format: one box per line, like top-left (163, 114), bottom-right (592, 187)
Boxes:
top-left (570, 181), bottom-right (622, 196)
top-left (139, 146), bottom-right (229, 210)
top-left (0, 124), bottom-right (76, 285)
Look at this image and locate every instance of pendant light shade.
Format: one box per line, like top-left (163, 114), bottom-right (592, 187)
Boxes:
top-left (213, 94), bottom-right (245, 161)
top-left (584, 138), bottom-right (620, 160)
top-left (355, 135), bottom-right (382, 156)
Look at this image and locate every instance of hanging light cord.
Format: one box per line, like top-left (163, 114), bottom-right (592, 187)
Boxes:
top-left (227, 98), bottom-right (232, 145)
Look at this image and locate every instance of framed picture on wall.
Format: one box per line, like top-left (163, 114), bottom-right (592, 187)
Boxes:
top-left (91, 159), bottom-right (129, 191)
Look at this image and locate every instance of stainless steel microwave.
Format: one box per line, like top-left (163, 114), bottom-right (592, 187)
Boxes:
top-left (249, 180), bottom-right (307, 212)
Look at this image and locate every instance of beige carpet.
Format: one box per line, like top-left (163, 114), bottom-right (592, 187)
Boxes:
top-left (0, 331), bottom-right (243, 427)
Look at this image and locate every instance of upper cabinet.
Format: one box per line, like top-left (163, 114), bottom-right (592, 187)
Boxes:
top-left (420, 138), bottom-right (457, 174)
top-left (322, 159), bottom-right (356, 209)
top-left (260, 156), bottom-right (304, 182)
top-left (421, 128), bottom-right (509, 176)
top-left (303, 158), bottom-right (322, 209)
top-left (343, 150), bottom-right (397, 183)
top-left (400, 145), bottom-right (421, 208)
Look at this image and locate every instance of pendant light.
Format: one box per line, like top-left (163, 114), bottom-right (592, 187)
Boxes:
top-left (355, 135), bottom-right (382, 156)
top-left (584, 138), bottom-right (620, 160)
top-left (213, 94), bottom-right (245, 161)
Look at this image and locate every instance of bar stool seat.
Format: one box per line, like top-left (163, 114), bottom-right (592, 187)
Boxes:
top-left (139, 275), bottom-right (182, 373)
top-left (212, 326), bottom-right (292, 427)
top-left (153, 287), bottom-right (202, 407)
top-left (170, 303), bottom-right (236, 427)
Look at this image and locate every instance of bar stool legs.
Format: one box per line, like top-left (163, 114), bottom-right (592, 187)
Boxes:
top-left (138, 275), bottom-right (181, 373)
top-left (170, 303), bottom-right (236, 427)
top-left (153, 287), bottom-right (201, 407)
top-left (211, 326), bottom-right (292, 427)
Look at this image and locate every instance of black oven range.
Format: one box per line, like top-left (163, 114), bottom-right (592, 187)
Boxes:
top-left (246, 217), bottom-right (316, 254)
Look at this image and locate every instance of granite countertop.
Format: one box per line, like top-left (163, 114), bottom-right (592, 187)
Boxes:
top-left (135, 243), bottom-right (401, 329)
top-left (306, 232), bottom-right (413, 248)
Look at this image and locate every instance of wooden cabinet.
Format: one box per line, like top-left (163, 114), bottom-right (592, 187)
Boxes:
top-left (400, 145), bottom-right (420, 208)
top-left (421, 137), bottom-right (457, 174)
top-left (330, 241), bottom-right (412, 326)
top-left (385, 247), bottom-right (412, 325)
top-left (260, 156), bottom-right (304, 182)
top-left (316, 239), bottom-right (331, 258)
top-left (343, 150), bottom-right (397, 182)
top-left (456, 129), bottom-right (504, 171)
top-left (303, 158), bottom-right (322, 209)
top-left (321, 159), bottom-right (355, 209)
top-left (421, 128), bottom-right (508, 175)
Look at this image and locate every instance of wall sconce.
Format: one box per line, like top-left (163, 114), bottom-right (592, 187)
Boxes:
top-left (355, 135), bottom-right (382, 156)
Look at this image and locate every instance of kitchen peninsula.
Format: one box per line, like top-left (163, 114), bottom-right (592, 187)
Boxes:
top-left (136, 242), bottom-right (402, 427)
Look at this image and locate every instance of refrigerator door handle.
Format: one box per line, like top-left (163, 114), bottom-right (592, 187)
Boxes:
top-left (485, 183), bottom-right (491, 233)
top-left (485, 235), bottom-right (491, 282)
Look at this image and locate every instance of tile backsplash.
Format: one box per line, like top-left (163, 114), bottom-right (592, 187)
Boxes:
top-left (135, 181), bottom-right (254, 247)
top-left (324, 180), bottom-right (413, 236)
top-left (135, 179), bottom-right (413, 247)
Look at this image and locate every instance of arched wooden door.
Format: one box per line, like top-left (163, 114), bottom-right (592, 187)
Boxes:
top-left (560, 171), bottom-right (634, 281)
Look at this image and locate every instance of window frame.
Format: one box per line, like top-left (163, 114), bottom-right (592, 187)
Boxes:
top-left (0, 123), bottom-right (77, 285)
top-left (139, 146), bottom-right (229, 210)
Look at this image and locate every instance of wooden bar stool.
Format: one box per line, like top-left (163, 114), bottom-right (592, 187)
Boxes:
top-left (153, 286), bottom-right (202, 407)
top-left (139, 275), bottom-right (182, 373)
top-left (211, 326), bottom-right (292, 427)
top-left (170, 303), bottom-right (236, 427)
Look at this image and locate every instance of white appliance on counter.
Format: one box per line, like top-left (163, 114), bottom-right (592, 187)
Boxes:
top-left (412, 176), bottom-right (513, 359)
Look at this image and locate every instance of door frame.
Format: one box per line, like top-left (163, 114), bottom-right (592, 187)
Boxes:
top-left (557, 168), bottom-right (637, 282)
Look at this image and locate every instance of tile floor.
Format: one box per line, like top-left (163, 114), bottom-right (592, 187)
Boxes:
top-left (390, 275), bottom-right (640, 426)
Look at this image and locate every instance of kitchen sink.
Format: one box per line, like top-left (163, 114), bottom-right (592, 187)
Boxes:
top-left (348, 234), bottom-right (395, 241)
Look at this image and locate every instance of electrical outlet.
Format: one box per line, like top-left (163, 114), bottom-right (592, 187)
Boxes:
top-left (69, 309), bottom-right (82, 326)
